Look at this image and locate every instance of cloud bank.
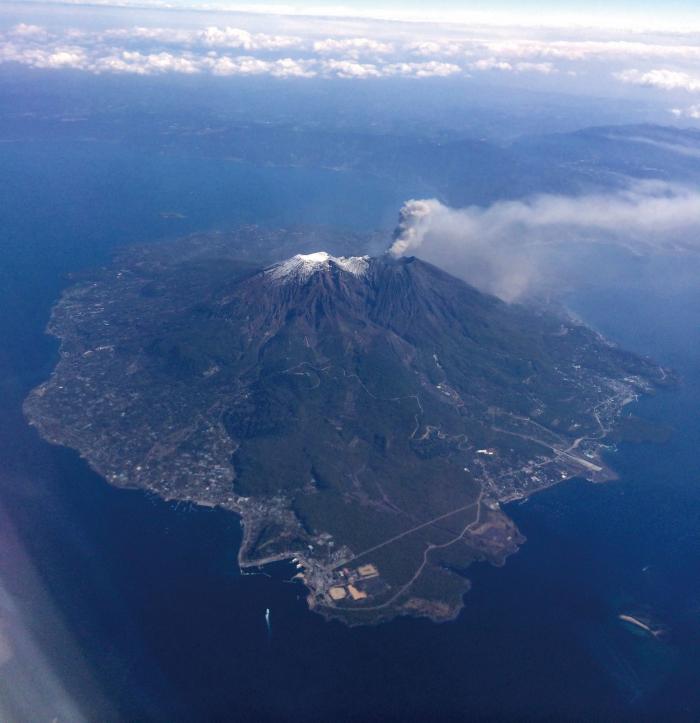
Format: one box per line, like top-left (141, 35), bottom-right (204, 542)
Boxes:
top-left (0, 23), bottom-right (467, 78)
top-left (4, 11), bottom-right (700, 99)
top-left (390, 183), bottom-right (700, 301)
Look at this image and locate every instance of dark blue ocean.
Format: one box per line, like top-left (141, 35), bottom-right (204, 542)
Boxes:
top-left (1, 140), bottom-right (699, 721)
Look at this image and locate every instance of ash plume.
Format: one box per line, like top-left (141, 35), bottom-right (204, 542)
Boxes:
top-left (390, 181), bottom-right (700, 301)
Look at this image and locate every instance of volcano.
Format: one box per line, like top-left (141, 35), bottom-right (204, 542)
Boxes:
top-left (24, 233), bottom-right (670, 624)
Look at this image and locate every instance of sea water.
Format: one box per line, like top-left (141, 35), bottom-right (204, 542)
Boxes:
top-left (1, 140), bottom-right (698, 720)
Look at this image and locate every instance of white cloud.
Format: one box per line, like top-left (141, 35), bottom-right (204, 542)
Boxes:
top-left (616, 68), bottom-right (700, 92)
top-left (406, 40), bottom-right (463, 57)
top-left (478, 39), bottom-right (700, 64)
top-left (209, 55), bottom-right (315, 77)
top-left (42, 49), bottom-right (90, 69)
top-left (470, 58), bottom-right (555, 74)
top-left (471, 58), bottom-right (514, 72)
top-left (265, 56), bottom-right (316, 78)
top-left (0, 21), bottom-right (461, 79)
top-left (94, 50), bottom-right (201, 75)
top-left (390, 183), bottom-right (700, 301)
top-left (0, 42), bottom-right (91, 70)
top-left (318, 58), bottom-right (460, 79)
top-left (101, 25), bottom-right (303, 50)
top-left (0, 37), bottom-right (461, 78)
top-left (35, 25), bottom-right (700, 70)
top-left (200, 26), bottom-right (302, 50)
top-left (91, 50), bottom-right (315, 76)
top-left (383, 61), bottom-right (461, 78)
top-left (320, 59), bottom-right (381, 78)
top-left (0, 32), bottom-right (313, 77)
top-left (312, 37), bottom-right (393, 58)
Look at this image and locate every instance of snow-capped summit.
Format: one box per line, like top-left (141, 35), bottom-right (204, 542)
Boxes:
top-left (267, 251), bottom-right (369, 283)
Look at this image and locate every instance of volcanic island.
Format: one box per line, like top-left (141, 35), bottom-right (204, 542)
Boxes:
top-left (24, 226), bottom-right (672, 625)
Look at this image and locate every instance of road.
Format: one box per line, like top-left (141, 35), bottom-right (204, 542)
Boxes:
top-left (334, 494), bottom-right (482, 569)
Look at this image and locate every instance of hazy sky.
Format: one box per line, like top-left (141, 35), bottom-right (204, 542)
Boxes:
top-left (13, 0), bottom-right (700, 27)
top-left (209, 0), bottom-right (700, 18)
